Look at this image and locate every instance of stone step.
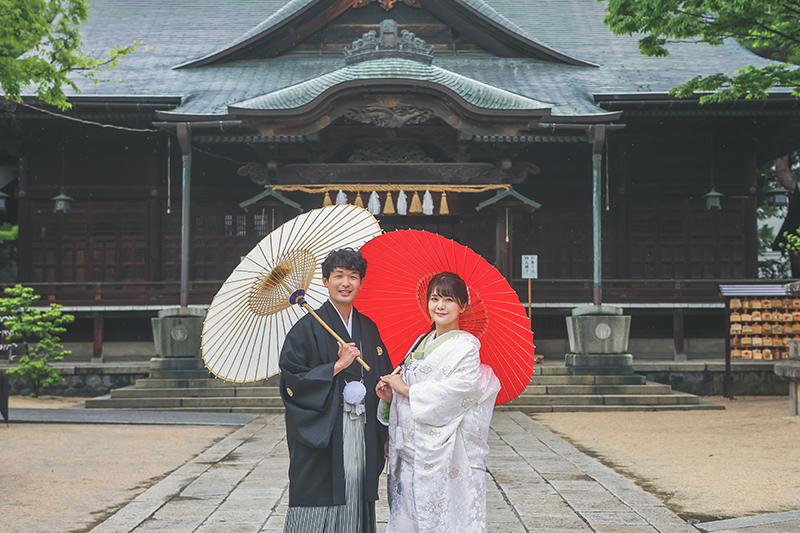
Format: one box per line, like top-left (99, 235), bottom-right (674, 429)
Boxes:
top-left (529, 375), bottom-right (646, 385)
top-left (85, 405), bottom-right (286, 414)
top-left (603, 392), bottom-right (699, 405)
top-left (532, 366), bottom-right (571, 376)
top-left (132, 377), bottom-right (279, 389)
top-left (507, 392), bottom-right (699, 406)
top-left (85, 396), bottom-right (285, 409)
top-left (540, 383), bottom-right (673, 395)
top-left (507, 395), bottom-right (606, 406)
top-left (110, 386), bottom-right (280, 398)
top-left (496, 402), bottom-right (724, 413)
top-left (149, 369), bottom-right (213, 380)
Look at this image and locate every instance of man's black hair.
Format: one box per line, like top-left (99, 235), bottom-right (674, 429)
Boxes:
top-left (321, 248), bottom-right (367, 279)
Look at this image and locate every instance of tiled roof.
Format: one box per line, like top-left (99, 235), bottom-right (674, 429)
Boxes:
top-left (174, 0), bottom-right (315, 68)
top-left (50, 0), bottom-right (776, 119)
top-left (455, 0), bottom-right (595, 66)
top-left (229, 58), bottom-right (551, 112)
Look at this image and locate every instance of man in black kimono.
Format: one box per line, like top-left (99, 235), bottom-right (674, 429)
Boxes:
top-left (280, 248), bottom-right (391, 533)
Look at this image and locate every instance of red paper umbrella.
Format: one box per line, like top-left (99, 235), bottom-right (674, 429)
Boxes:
top-left (357, 229), bottom-right (535, 405)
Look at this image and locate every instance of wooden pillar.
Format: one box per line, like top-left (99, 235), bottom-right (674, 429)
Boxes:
top-left (744, 150), bottom-right (759, 278)
top-left (16, 155), bottom-right (31, 282)
top-left (92, 313), bottom-right (104, 363)
top-left (495, 207), bottom-right (511, 279)
top-left (673, 308), bottom-right (686, 361)
top-left (147, 198), bottom-right (161, 281)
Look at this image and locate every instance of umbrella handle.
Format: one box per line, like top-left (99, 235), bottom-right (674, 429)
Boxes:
top-left (300, 302), bottom-right (371, 372)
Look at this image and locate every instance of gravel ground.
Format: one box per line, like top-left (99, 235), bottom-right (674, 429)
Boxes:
top-left (2, 397), bottom-right (235, 533)
top-left (531, 396), bottom-right (800, 523)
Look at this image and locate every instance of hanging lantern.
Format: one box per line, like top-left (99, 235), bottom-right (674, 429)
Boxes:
top-left (703, 185), bottom-right (723, 210)
top-left (0, 191), bottom-right (10, 214)
top-left (768, 186), bottom-right (790, 208)
top-left (52, 190), bottom-right (75, 213)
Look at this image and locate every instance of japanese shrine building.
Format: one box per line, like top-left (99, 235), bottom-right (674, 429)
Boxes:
top-left (2, 0), bottom-right (799, 360)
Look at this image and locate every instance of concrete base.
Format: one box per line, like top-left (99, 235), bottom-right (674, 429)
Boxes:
top-left (566, 315), bottom-right (631, 354)
top-left (148, 357), bottom-right (211, 380)
top-left (151, 307), bottom-right (206, 358)
top-left (774, 360), bottom-right (800, 416)
top-left (565, 353), bottom-right (634, 376)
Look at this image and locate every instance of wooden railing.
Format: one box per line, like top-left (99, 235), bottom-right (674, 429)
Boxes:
top-left (2, 278), bottom-right (792, 309)
top-left (509, 278), bottom-right (750, 304)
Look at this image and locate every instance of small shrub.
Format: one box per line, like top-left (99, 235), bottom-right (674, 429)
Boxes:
top-left (1, 285), bottom-right (74, 397)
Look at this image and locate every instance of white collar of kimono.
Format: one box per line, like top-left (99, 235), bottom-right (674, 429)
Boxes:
top-left (330, 300), bottom-right (353, 337)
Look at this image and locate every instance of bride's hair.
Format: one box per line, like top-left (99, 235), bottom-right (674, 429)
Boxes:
top-left (426, 272), bottom-right (469, 308)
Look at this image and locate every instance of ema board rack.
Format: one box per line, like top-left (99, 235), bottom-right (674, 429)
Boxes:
top-left (727, 296), bottom-right (799, 360)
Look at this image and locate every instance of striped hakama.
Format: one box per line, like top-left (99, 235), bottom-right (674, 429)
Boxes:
top-left (284, 405), bottom-right (376, 533)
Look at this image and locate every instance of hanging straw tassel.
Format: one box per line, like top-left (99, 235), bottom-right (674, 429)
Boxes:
top-left (367, 191), bottom-right (381, 214)
top-left (396, 191), bottom-right (408, 215)
top-left (383, 192), bottom-right (396, 215)
top-left (322, 191), bottom-right (333, 207)
top-left (409, 191), bottom-right (423, 214)
top-left (439, 191), bottom-right (449, 215)
top-left (422, 190), bottom-right (434, 215)
top-left (354, 192), bottom-right (364, 208)
top-left (335, 190), bottom-right (348, 205)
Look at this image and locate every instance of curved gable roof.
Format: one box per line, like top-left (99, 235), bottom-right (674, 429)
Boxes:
top-left (228, 57), bottom-right (551, 114)
top-left (176, 0), bottom-right (596, 69)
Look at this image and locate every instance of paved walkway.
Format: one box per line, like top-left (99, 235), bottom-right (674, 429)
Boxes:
top-left (81, 410), bottom-right (800, 533)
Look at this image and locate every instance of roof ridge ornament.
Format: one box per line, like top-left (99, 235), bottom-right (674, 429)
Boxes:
top-left (353, 0), bottom-right (421, 9)
top-left (344, 19), bottom-right (434, 65)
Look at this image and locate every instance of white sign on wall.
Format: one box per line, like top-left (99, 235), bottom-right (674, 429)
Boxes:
top-left (521, 255), bottom-right (538, 279)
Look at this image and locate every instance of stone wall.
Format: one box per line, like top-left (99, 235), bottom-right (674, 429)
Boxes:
top-left (4, 364), bottom-right (148, 397)
top-left (634, 362), bottom-right (789, 396)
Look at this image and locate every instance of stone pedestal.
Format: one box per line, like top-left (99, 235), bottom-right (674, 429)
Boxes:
top-left (775, 340), bottom-right (800, 416)
top-left (565, 304), bottom-right (633, 376)
top-left (150, 307), bottom-right (210, 379)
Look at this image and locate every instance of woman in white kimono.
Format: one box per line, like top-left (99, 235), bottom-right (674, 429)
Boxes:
top-left (376, 272), bottom-right (501, 533)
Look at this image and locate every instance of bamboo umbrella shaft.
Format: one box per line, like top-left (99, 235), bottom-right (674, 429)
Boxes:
top-left (300, 301), bottom-right (371, 371)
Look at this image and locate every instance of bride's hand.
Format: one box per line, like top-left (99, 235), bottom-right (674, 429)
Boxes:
top-left (376, 380), bottom-right (393, 402)
top-left (380, 374), bottom-right (410, 398)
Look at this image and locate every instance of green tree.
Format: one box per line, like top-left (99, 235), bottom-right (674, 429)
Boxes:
top-left (1, 0), bottom-right (141, 110)
top-left (1, 285), bottom-right (74, 397)
top-left (601, 0), bottom-right (800, 103)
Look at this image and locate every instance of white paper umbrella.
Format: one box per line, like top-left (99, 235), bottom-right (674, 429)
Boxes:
top-left (201, 204), bottom-right (382, 383)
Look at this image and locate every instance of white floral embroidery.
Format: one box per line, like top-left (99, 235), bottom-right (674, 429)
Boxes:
top-left (420, 364), bottom-right (432, 374)
top-left (449, 468), bottom-right (459, 479)
top-left (424, 463), bottom-right (435, 471)
top-left (429, 428), bottom-right (441, 438)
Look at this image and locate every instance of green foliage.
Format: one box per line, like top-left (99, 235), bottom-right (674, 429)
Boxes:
top-left (1, 284), bottom-right (74, 396)
top-left (0, 0), bottom-right (143, 110)
top-left (759, 256), bottom-right (790, 278)
top-left (0, 223), bottom-right (18, 242)
top-left (601, 0), bottom-right (800, 103)
top-left (778, 228), bottom-right (800, 254)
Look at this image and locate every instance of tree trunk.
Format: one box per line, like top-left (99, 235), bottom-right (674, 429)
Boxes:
top-left (776, 155), bottom-right (798, 192)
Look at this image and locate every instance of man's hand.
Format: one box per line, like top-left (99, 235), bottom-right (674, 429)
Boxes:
top-left (333, 342), bottom-right (361, 375)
